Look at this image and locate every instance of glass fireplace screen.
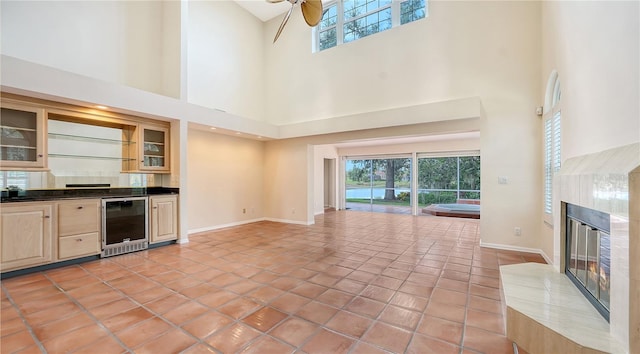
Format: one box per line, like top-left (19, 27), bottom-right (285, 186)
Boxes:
top-left (566, 211), bottom-right (611, 321)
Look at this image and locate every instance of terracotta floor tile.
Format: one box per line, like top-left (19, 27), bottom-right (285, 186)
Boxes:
top-left (240, 335), bottom-right (295, 354)
top-left (399, 281), bottom-right (434, 297)
top-left (102, 306), bottom-right (155, 332)
top-left (430, 287), bottom-right (468, 307)
top-left (22, 301), bottom-right (81, 327)
top-left (116, 316), bottom-right (173, 348)
top-left (182, 310), bottom-right (233, 339)
top-left (205, 323), bottom-right (261, 353)
top-left (72, 334), bottom-right (127, 354)
top-left (407, 333), bottom-right (461, 354)
top-left (379, 305), bottom-right (421, 330)
top-left (325, 311), bottom-right (373, 338)
top-left (345, 296), bottom-right (385, 319)
top-left (269, 293), bottom-right (311, 313)
top-left (290, 282), bottom-right (328, 299)
top-left (0, 330), bottom-right (37, 353)
top-left (134, 328), bottom-right (197, 354)
top-left (333, 278), bottom-right (367, 295)
top-left (218, 297), bottom-right (261, 319)
top-left (417, 315), bottom-right (464, 345)
top-left (0, 212), bottom-right (542, 354)
top-left (32, 311), bottom-right (95, 341)
top-left (424, 302), bottom-right (467, 323)
top-left (302, 328), bottom-right (355, 354)
top-left (89, 298), bottom-right (139, 320)
top-left (350, 341), bottom-right (389, 354)
top-left (389, 292), bottom-right (428, 312)
top-left (162, 300), bottom-right (210, 325)
top-left (197, 289), bottom-right (238, 308)
top-left (270, 317), bottom-right (319, 346)
top-left (1, 316), bottom-right (27, 337)
top-left (468, 294), bottom-right (503, 315)
top-left (42, 323), bottom-right (109, 353)
top-left (242, 306), bottom-right (288, 332)
top-left (362, 321), bottom-right (412, 353)
top-left (463, 326), bottom-right (514, 354)
top-left (465, 308), bottom-right (505, 334)
top-left (295, 300), bottom-right (338, 324)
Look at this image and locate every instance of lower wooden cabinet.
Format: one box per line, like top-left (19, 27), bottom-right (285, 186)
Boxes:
top-left (57, 199), bottom-right (101, 260)
top-left (150, 195), bottom-right (178, 243)
top-left (0, 202), bottom-right (53, 271)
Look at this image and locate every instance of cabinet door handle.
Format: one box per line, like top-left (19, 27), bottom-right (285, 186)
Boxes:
top-left (76, 238), bottom-right (83, 242)
top-left (38, 154), bottom-right (44, 157)
top-left (153, 206), bottom-right (158, 209)
top-left (77, 206), bottom-right (84, 209)
top-left (44, 215), bottom-right (50, 219)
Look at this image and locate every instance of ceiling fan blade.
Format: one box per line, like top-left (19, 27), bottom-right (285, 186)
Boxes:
top-left (266, 0), bottom-right (286, 3)
top-left (301, 0), bottom-right (323, 26)
top-left (273, 5), bottom-right (294, 43)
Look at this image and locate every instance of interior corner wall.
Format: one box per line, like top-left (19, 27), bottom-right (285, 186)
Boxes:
top-left (186, 129), bottom-right (265, 233)
top-left (186, 1), bottom-right (265, 122)
top-left (263, 139), bottom-right (312, 224)
top-left (0, 1), bottom-right (177, 97)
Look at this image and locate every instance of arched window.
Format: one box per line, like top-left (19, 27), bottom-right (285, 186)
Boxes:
top-left (543, 71), bottom-right (561, 221)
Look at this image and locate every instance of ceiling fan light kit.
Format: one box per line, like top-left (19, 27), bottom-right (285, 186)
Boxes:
top-left (269, 0), bottom-right (323, 43)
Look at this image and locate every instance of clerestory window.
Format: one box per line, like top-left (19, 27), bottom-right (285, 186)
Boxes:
top-left (315, 0), bottom-right (427, 52)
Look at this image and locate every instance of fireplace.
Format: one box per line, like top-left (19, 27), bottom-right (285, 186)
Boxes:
top-left (564, 203), bottom-right (610, 321)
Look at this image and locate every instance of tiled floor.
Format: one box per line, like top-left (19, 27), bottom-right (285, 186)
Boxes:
top-left (1, 211), bottom-right (544, 354)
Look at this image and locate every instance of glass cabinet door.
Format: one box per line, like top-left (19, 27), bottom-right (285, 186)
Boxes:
top-left (0, 103), bottom-right (46, 169)
top-left (140, 125), bottom-right (169, 171)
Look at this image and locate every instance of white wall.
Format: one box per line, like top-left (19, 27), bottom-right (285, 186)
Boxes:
top-left (264, 1), bottom-right (543, 249)
top-left (0, 1), bottom-right (179, 97)
top-left (187, 1), bottom-right (265, 122)
top-left (539, 1), bottom-right (640, 263)
top-left (542, 1), bottom-right (640, 161)
top-left (187, 129), bottom-right (264, 232)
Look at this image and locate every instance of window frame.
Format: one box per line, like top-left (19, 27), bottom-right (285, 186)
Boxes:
top-left (543, 71), bottom-right (562, 225)
top-left (313, 0), bottom-right (426, 52)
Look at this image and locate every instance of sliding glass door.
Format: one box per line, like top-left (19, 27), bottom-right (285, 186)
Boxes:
top-left (417, 155), bottom-right (480, 209)
top-left (345, 157), bottom-right (411, 214)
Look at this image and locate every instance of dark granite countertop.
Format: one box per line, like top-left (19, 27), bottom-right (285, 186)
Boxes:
top-left (1, 187), bottom-right (179, 203)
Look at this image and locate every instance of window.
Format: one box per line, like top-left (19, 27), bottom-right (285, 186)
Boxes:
top-left (543, 71), bottom-right (561, 218)
top-left (315, 0), bottom-right (427, 52)
top-left (417, 154), bottom-right (481, 206)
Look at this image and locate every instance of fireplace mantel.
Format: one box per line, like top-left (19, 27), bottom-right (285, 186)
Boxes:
top-left (554, 143), bottom-right (640, 353)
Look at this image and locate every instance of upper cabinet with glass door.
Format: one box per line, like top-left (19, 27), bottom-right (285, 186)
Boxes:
top-left (0, 102), bottom-right (47, 170)
top-left (139, 124), bottom-right (169, 172)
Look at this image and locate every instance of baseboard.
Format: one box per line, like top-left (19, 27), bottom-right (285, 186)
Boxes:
top-left (480, 241), bottom-right (546, 258)
top-left (264, 217), bottom-right (314, 226)
top-left (188, 217), bottom-right (267, 235)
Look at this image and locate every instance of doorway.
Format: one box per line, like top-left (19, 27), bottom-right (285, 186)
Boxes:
top-left (323, 158), bottom-right (336, 210)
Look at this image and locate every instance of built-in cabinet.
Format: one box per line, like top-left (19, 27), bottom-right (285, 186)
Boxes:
top-left (0, 102), bottom-right (47, 169)
top-left (0, 95), bottom-right (171, 174)
top-left (57, 199), bottom-right (101, 260)
top-left (150, 194), bottom-right (178, 243)
top-left (0, 202), bottom-right (53, 271)
top-left (139, 124), bottom-right (170, 172)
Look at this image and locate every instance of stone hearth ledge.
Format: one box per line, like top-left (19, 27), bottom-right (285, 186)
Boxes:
top-left (500, 263), bottom-right (626, 353)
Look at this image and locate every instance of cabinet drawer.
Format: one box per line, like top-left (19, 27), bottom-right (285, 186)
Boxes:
top-left (58, 200), bottom-right (100, 236)
top-left (58, 232), bottom-right (100, 260)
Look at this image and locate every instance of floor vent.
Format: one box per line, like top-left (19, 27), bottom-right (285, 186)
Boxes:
top-left (102, 241), bottom-right (148, 258)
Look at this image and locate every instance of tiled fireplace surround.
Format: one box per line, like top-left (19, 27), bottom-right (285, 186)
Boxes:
top-left (555, 143), bottom-right (639, 353)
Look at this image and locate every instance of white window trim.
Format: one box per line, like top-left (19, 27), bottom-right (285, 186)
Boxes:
top-left (543, 70), bottom-right (561, 225)
top-left (314, 0), bottom-right (426, 52)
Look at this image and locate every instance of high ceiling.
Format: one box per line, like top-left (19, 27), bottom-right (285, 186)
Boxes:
top-left (234, 0), bottom-right (330, 22)
top-left (234, 0), bottom-right (291, 22)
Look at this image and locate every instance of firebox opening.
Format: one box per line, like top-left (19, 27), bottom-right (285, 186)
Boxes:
top-left (564, 203), bottom-right (611, 322)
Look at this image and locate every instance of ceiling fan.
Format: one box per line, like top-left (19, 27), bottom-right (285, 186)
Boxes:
top-left (268, 0), bottom-right (323, 43)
